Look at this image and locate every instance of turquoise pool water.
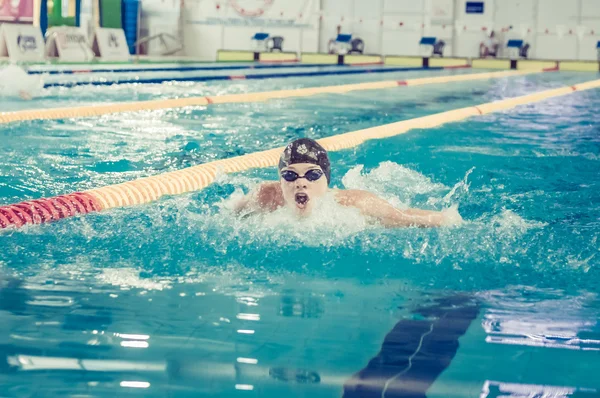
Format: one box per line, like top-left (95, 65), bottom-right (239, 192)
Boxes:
top-left (0, 69), bottom-right (599, 397)
top-left (1, 66), bottom-right (470, 112)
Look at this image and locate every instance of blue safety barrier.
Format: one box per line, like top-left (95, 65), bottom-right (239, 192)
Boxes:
top-left (40, 0), bottom-right (48, 36)
top-left (75, 0), bottom-right (81, 26)
top-left (122, 0), bottom-right (140, 54)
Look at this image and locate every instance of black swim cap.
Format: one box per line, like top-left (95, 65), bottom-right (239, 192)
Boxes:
top-left (278, 138), bottom-right (331, 184)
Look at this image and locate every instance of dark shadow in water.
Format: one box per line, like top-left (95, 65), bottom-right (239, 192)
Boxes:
top-left (343, 294), bottom-right (479, 398)
top-left (0, 274), bottom-right (29, 315)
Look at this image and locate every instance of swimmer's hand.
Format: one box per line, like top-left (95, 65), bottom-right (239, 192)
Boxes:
top-left (18, 91), bottom-right (32, 100)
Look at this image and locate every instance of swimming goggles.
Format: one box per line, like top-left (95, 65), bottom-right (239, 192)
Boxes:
top-left (280, 169), bottom-right (324, 182)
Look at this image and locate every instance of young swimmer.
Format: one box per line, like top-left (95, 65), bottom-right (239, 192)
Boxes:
top-left (0, 64), bottom-right (42, 100)
top-left (235, 138), bottom-right (463, 228)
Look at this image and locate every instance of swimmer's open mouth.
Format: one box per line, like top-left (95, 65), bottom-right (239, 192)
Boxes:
top-left (295, 193), bottom-right (309, 206)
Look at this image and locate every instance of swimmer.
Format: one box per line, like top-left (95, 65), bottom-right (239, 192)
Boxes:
top-left (0, 64), bottom-right (42, 100)
top-left (234, 138), bottom-right (463, 228)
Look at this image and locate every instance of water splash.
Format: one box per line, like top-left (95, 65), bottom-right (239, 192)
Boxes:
top-left (214, 190), bottom-right (371, 248)
top-left (341, 161), bottom-right (448, 208)
top-left (0, 159), bottom-right (597, 291)
top-left (0, 65), bottom-right (44, 99)
top-left (441, 167), bottom-right (474, 204)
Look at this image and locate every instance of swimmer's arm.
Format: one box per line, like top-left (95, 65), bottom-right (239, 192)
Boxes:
top-left (234, 182), bottom-right (283, 214)
top-left (233, 194), bottom-right (252, 214)
top-left (18, 91), bottom-right (32, 100)
top-left (336, 189), bottom-right (461, 228)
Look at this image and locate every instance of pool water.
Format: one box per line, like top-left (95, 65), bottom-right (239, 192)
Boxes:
top-left (0, 68), bottom-right (599, 397)
top-left (38, 65), bottom-right (430, 88)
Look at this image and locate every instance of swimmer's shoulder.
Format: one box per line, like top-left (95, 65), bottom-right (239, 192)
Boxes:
top-left (256, 181), bottom-right (284, 211)
top-left (235, 181), bottom-right (282, 216)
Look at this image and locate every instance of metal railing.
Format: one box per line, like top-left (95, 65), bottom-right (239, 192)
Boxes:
top-left (44, 30), bottom-right (95, 62)
top-left (134, 32), bottom-right (183, 59)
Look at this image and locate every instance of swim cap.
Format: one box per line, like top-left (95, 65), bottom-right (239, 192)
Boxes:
top-left (278, 138), bottom-right (331, 184)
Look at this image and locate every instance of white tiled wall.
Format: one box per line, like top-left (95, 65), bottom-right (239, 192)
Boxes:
top-left (151, 0), bottom-right (600, 60)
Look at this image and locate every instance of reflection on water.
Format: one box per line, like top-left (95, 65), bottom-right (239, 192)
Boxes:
top-left (1, 269), bottom-right (600, 397)
top-left (0, 270), bottom-right (404, 397)
top-left (0, 72), bottom-right (599, 396)
top-left (279, 291), bottom-right (324, 319)
top-left (481, 380), bottom-right (598, 398)
top-left (481, 290), bottom-right (600, 352)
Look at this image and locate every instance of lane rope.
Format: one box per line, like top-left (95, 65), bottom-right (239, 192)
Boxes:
top-left (0, 70), bottom-right (539, 125)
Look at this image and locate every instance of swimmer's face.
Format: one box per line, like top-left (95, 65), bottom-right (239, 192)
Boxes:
top-left (279, 163), bottom-right (328, 215)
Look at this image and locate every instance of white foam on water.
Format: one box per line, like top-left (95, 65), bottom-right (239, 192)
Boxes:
top-left (216, 190), bottom-right (371, 247)
top-left (341, 161), bottom-right (448, 209)
top-left (213, 171), bottom-right (262, 193)
top-left (533, 150), bottom-right (599, 161)
top-left (96, 268), bottom-right (171, 291)
top-left (395, 208), bottom-right (548, 268)
top-left (192, 162), bottom-right (473, 253)
top-left (436, 146), bottom-right (521, 157)
top-left (566, 253), bottom-right (596, 273)
top-left (4, 161), bottom-right (560, 283)
top-left (490, 209), bottom-right (547, 235)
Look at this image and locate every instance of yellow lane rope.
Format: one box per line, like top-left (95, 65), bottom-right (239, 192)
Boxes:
top-left (86, 78), bottom-right (600, 211)
top-left (0, 70), bottom-right (538, 125)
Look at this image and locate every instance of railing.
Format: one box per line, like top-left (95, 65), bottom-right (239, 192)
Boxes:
top-left (44, 30), bottom-right (95, 62)
top-left (134, 32), bottom-right (183, 59)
